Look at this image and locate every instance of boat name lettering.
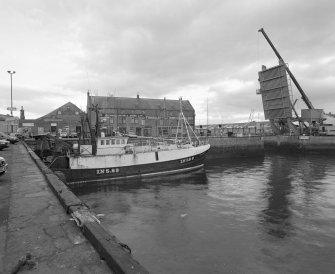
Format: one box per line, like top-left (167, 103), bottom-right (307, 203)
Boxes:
top-left (96, 168), bottom-right (120, 175)
top-left (180, 157), bottom-right (194, 164)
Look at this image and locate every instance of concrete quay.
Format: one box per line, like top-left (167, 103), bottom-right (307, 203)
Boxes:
top-left (0, 143), bottom-right (148, 274)
top-left (203, 136), bottom-right (264, 159)
top-left (263, 135), bottom-right (335, 153)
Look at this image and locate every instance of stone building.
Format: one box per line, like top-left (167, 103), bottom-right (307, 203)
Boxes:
top-left (0, 114), bottom-right (19, 134)
top-left (20, 102), bottom-right (84, 136)
top-left (87, 92), bottom-right (195, 137)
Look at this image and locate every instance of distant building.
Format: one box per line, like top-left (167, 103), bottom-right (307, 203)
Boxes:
top-left (0, 114), bottom-right (19, 134)
top-left (19, 102), bottom-right (84, 136)
top-left (195, 121), bottom-right (273, 137)
top-left (87, 92), bottom-right (195, 137)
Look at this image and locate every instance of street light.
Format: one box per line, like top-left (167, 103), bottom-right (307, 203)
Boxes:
top-left (7, 70), bottom-right (16, 116)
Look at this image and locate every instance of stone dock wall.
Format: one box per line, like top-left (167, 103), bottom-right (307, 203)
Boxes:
top-left (202, 136), bottom-right (264, 159)
top-left (263, 135), bottom-right (335, 153)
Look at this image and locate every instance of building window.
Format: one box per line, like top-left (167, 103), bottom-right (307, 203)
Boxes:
top-left (51, 126), bottom-right (57, 134)
top-left (158, 127), bottom-right (169, 136)
top-left (106, 139), bottom-right (110, 145)
top-left (101, 140), bottom-right (105, 145)
top-left (118, 116), bottom-right (126, 124)
top-left (143, 128), bottom-right (151, 137)
top-left (136, 127), bottom-right (142, 136)
top-left (58, 111), bottom-right (61, 115)
top-left (119, 127), bottom-right (126, 134)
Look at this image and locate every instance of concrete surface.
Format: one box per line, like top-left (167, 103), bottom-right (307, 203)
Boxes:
top-left (22, 141), bottom-right (149, 274)
top-left (0, 143), bottom-right (111, 273)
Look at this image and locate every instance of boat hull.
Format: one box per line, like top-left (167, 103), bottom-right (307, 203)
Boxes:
top-left (53, 145), bottom-right (210, 184)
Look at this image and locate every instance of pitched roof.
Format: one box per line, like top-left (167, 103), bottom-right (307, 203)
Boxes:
top-left (89, 96), bottom-right (194, 112)
top-left (0, 114), bottom-right (18, 121)
top-left (36, 102), bottom-right (84, 121)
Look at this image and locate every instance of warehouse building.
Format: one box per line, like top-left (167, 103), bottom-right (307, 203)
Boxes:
top-left (87, 92), bottom-right (195, 137)
top-left (19, 102), bottom-right (83, 136)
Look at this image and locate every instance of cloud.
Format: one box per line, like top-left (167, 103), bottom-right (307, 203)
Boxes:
top-left (0, 0), bottom-right (335, 122)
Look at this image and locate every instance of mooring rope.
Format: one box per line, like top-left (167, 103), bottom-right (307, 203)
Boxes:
top-left (10, 252), bottom-right (36, 274)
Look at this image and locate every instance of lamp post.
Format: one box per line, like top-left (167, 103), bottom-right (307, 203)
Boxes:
top-left (7, 70), bottom-right (16, 116)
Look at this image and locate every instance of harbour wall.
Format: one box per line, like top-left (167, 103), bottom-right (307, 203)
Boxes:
top-left (263, 135), bottom-right (335, 153)
top-left (202, 136), bottom-right (264, 159)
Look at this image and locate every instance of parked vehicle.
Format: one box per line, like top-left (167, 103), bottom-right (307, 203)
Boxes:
top-left (9, 133), bottom-right (20, 142)
top-left (0, 132), bottom-right (19, 144)
top-left (69, 132), bottom-right (78, 138)
top-left (60, 132), bottom-right (68, 138)
top-left (0, 156), bottom-right (8, 176)
top-left (0, 139), bottom-right (9, 150)
top-left (16, 127), bottom-right (31, 139)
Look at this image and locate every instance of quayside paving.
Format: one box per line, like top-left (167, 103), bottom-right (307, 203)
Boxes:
top-left (0, 143), bottom-right (148, 274)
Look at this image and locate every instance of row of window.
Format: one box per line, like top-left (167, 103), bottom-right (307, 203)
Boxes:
top-left (100, 139), bottom-right (127, 146)
top-left (100, 115), bottom-right (194, 125)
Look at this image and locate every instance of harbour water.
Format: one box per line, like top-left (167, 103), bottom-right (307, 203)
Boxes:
top-left (73, 153), bottom-right (335, 274)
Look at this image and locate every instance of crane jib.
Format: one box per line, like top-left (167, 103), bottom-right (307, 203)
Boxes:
top-left (258, 28), bottom-right (314, 110)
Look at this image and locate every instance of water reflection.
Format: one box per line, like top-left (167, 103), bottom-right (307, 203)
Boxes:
top-left (72, 168), bottom-right (208, 196)
top-left (260, 155), bottom-right (294, 238)
top-left (74, 152), bottom-right (335, 273)
top-left (259, 153), bottom-right (332, 239)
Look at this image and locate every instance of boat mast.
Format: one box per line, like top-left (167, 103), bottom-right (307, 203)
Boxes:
top-left (175, 111), bottom-right (181, 143)
top-left (182, 111), bottom-right (192, 143)
top-left (175, 98), bottom-right (182, 142)
top-left (181, 98), bottom-right (192, 142)
top-left (175, 97), bottom-right (201, 144)
top-left (89, 103), bottom-right (100, 155)
top-left (207, 94), bottom-right (208, 135)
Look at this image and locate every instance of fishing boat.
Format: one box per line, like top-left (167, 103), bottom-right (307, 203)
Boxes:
top-left (50, 100), bottom-right (210, 183)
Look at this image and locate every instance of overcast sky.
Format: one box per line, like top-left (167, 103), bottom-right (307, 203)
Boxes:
top-left (1, 0), bottom-right (335, 124)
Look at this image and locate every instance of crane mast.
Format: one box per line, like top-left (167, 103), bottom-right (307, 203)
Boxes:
top-left (258, 28), bottom-right (314, 110)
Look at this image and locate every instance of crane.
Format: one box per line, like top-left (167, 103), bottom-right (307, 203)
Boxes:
top-left (258, 28), bottom-right (314, 110)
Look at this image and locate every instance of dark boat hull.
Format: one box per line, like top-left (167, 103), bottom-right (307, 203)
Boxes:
top-left (54, 150), bottom-right (208, 184)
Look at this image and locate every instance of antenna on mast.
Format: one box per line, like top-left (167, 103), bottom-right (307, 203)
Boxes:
top-left (207, 93), bottom-right (209, 135)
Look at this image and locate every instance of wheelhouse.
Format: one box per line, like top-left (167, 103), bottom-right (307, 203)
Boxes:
top-left (97, 137), bottom-right (129, 148)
